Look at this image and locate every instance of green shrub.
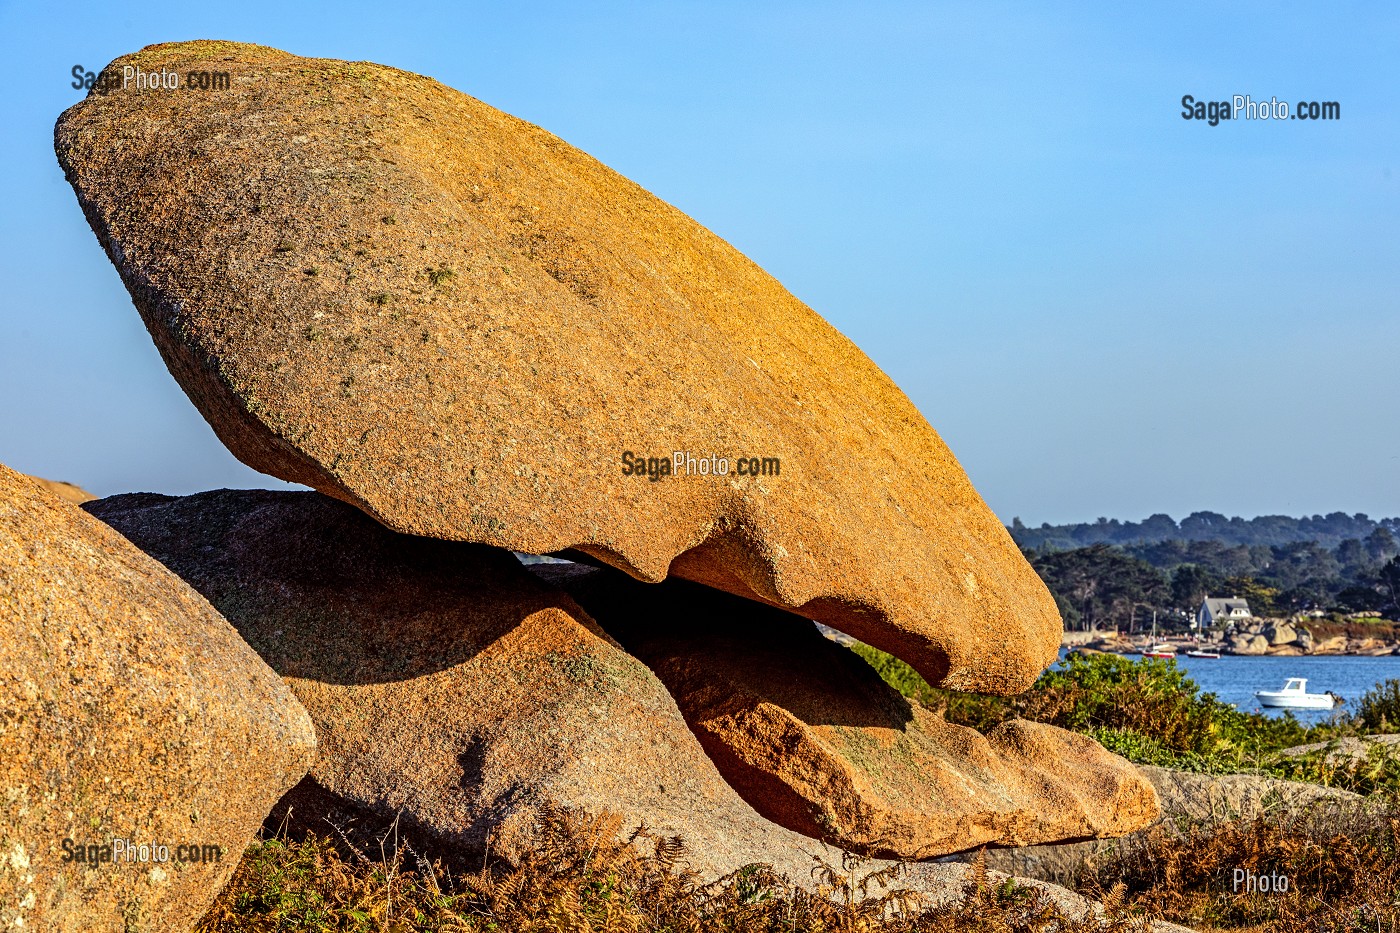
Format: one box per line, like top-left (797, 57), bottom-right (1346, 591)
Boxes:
top-left (1085, 727), bottom-right (1193, 769)
top-left (1355, 677), bottom-right (1400, 733)
top-left (847, 641), bottom-right (1019, 732)
top-left (1267, 740), bottom-right (1400, 794)
top-left (849, 641), bottom-right (941, 710)
top-left (849, 646), bottom-right (1328, 773)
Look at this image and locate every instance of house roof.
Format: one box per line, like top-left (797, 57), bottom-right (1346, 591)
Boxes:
top-left (1202, 597), bottom-right (1251, 615)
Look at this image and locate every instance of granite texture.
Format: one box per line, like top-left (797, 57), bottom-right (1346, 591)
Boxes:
top-left (0, 463), bottom-right (315, 932)
top-left (56, 40), bottom-right (1059, 694)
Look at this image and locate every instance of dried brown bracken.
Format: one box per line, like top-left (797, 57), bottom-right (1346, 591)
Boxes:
top-left (198, 799), bottom-right (1158, 933)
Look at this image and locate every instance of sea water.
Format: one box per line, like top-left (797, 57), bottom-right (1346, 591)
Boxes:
top-left (1060, 650), bottom-right (1400, 724)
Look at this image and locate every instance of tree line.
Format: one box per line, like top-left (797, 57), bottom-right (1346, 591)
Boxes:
top-left (1015, 524), bottom-right (1400, 633)
top-left (1011, 510), bottom-right (1400, 552)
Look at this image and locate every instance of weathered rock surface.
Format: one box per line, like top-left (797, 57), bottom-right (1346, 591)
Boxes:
top-left (23, 474), bottom-right (96, 504)
top-left (0, 464), bottom-right (315, 932)
top-left (57, 40), bottom-right (1059, 694)
top-left (1277, 733), bottom-right (1400, 766)
top-left (87, 489), bottom-right (880, 881)
top-left (534, 564), bottom-right (1158, 859)
top-left (1313, 634), bottom-right (1349, 653)
top-left (1227, 633), bottom-right (1270, 655)
top-left (974, 765), bottom-right (1367, 886)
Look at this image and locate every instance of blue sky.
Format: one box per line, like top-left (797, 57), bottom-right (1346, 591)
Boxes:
top-left (1, 1), bottom-right (1396, 524)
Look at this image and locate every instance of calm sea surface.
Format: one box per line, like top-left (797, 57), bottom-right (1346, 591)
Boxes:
top-left (1057, 650), bottom-right (1400, 724)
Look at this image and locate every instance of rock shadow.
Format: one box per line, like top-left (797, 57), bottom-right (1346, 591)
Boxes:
top-left (531, 564), bottom-right (916, 731)
top-left (85, 489), bottom-right (552, 685)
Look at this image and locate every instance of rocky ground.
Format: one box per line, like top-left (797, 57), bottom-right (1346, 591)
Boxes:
top-left (969, 764), bottom-right (1370, 886)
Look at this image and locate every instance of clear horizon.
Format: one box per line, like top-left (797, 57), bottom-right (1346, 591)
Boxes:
top-left (2, 2), bottom-right (1396, 526)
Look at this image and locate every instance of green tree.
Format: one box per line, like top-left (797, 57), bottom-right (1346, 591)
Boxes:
top-left (1170, 564), bottom-right (1221, 613)
top-left (1221, 576), bottom-right (1280, 616)
top-left (1031, 544), bottom-right (1168, 633)
top-left (1337, 538), bottom-right (1369, 573)
top-left (1380, 557), bottom-right (1400, 615)
top-left (1367, 527), bottom-right (1399, 564)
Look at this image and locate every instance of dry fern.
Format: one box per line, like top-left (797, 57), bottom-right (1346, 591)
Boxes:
top-left (200, 796), bottom-right (1156, 933)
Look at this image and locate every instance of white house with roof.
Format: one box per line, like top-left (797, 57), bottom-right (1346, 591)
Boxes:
top-left (1197, 596), bottom-right (1253, 629)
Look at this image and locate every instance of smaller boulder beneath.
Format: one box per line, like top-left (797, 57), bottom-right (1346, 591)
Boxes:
top-left (538, 565), bottom-right (1159, 859)
top-left (84, 490), bottom-right (849, 881)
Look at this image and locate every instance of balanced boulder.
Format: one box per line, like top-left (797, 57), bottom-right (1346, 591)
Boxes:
top-left (0, 463), bottom-right (315, 932)
top-left (56, 40), bottom-right (1058, 694)
top-left (87, 489), bottom-right (862, 879)
top-left (535, 564), bottom-right (1159, 859)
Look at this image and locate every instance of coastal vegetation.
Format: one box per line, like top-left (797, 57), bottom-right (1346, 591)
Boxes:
top-left (198, 650), bottom-right (1400, 932)
top-left (1010, 511), bottom-right (1400, 552)
top-left (853, 646), bottom-right (1400, 787)
top-left (852, 647), bottom-right (1400, 929)
top-left (198, 806), bottom-right (1142, 932)
top-left (1080, 795), bottom-right (1400, 931)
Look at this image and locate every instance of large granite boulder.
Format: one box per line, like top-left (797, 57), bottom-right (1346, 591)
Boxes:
top-left (534, 564), bottom-right (1159, 859)
top-left (0, 463), bottom-right (315, 932)
top-left (56, 40), bottom-right (1058, 695)
top-left (86, 489), bottom-right (865, 880)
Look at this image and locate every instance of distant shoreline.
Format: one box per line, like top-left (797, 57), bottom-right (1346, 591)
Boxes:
top-left (1063, 629), bottom-right (1400, 659)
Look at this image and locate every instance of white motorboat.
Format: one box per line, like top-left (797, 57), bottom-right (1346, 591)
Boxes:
top-left (1184, 648), bottom-right (1221, 659)
top-left (1254, 678), bottom-right (1338, 709)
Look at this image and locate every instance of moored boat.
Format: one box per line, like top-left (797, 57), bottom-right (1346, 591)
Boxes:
top-left (1138, 611), bottom-right (1177, 659)
top-left (1184, 648), bottom-right (1221, 659)
top-left (1254, 678), bottom-right (1338, 709)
